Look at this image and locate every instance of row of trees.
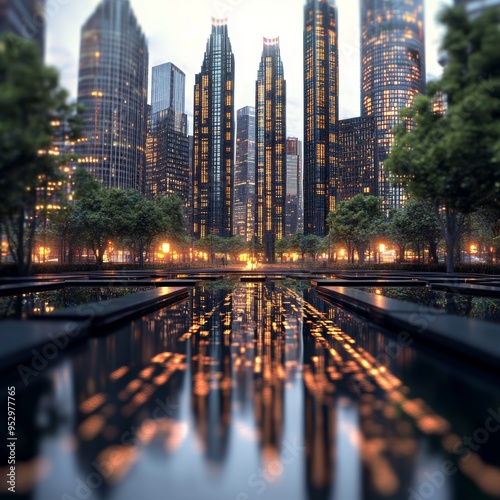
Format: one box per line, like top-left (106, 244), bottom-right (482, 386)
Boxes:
top-left (386, 6), bottom-right (500, 273)
top-left (47, 169), bottom-right (187, 266)
top-left (194, 193), bottom-right (498, 265)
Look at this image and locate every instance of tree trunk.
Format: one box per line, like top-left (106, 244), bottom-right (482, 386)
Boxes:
top-left (428, 240), bottom-right (439, 264)
top-left (138, 241), bottom-right (144, 269)
top-left (435, 205), bottom-right (464, 274)
top-left (359, 243), bottom-right (365, 263)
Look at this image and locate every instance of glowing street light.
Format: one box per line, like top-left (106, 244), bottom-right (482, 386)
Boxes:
top-left (379, 243), bottom-right (385, 264)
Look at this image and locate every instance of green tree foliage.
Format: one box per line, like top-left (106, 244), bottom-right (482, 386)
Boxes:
top-left (290, 233), bottom-right (308, 263)
top-left (303, 234), bottom-right (323, 262)
top-left (0, 34), bottom-right (80, 274)
top-left (275, 238), bottom-right (290, 263)
top-left (71, 188), bottom-right (114, 265)
top-left (197, 235), bottom-right (226, 264)
top-left (387, 199), bottom-right (442, 263)
top-left (69, 173), bottom-right (186, 266)
top-left (386, 7), bottom-right (500, 272)
top-left (226, 236), bottom-right (247, 262)
top-left (155, 195), bottom-right (187, 246)
top-left (469, 208), bottom-right (500, 262)
top-left (327, 195), bottom-right (384, 263)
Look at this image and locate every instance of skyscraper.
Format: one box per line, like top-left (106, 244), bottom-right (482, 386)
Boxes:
top-left (361, 0), bottom-right (425, 210)
top-left (0, 0), bottom-right (46, 56)
top-left (151, 62), bottom-right (185, 117)
top-left (76, 0), bottom-right (148, 191)
top-left (255, 37), bottom-right (286, 263)
top-left (192, 18), bottom-right (235, 239)
top-left (337, 116), bottom-right (378, 202)
top-left (303, 0), bottom-right (339, 237)
top-left (234, 106), bottom-right (256, 241)
top-left (286, 138), bottom-right (303, 237)
top-left (146, 63), bottom-right (189, 204)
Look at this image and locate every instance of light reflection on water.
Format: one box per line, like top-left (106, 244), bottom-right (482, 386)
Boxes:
top-left (1, 280), bottom-right (500, 500)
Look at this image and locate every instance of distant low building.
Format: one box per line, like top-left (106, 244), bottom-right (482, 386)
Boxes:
top-left (337, 116), bottom-right (378, 203)
top-left (455, 0), bottom-right (500, 17)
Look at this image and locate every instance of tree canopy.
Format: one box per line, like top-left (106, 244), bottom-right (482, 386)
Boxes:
top-left (327, 195), bottom-right (384, 263)
top-left (0, 34), bottom-right (80, 274)
top-left (386, 6), bottom-right (500, 272)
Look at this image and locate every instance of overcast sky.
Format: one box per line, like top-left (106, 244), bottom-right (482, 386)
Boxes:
top-left (46, 0), bottom-right (451, 138)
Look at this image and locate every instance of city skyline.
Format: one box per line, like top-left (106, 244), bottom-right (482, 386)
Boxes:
top-left (46, 0), bottom-right (451, 140)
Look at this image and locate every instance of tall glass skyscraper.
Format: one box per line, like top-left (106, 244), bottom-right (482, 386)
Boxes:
top-left (146, 62), bottom-right (189, 204)
top-left (76, 0), bottom-right (148, 191)
top-left (151, 62), bottom-right (185, 117)
top-left (192, 19), bottom-right (235, 239)
top-left (0, 0), bottom-right (46, 56)
top-left (303, 0), bottom-right (339, 237)
top-left (361, 0), bottom-right (425, 210)
top-left (255, 37), bottom-right (286, 263)
top-left (234, 106), bottom-right (256, 241)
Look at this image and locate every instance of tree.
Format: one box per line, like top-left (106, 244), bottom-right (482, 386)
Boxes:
top-left (470, 208), bottom-right (500, 263)
top-left (0, 34), bottom-right (80, 275)
top-left (226, 236), bottom-right (247, 263)
top-left (387, 199), bottom-right (442, 263)
top-left (275, 238), bottom-right (290, 263)
top-left (125, 192), bottom-right (163, 268)
top-left (198, 235), bottom-right (225, 264)
top-left (290, 233), bottom-right (308, 263)
top-left (386, 7), bottom-right (500, 273)
top-left (387, 208), bottom-right (413, 262)
top-left (304, 234), bottom-right (323, 262)
top-left (408, 200), bottom-right (442, 264)
top-left (71, 189), bottom-right (113, 265)
top-left (327, 195), bottom-right (384, 263)
top-left (155, 195), bottom-right (187, 246)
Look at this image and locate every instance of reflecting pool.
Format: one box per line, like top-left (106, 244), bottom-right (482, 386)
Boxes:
top-left (1, 280), bottom-right (499, 500)
top-left (361, 287), bottom-right (500, 323)
top-left (0, 287), bottom-right (154, 320)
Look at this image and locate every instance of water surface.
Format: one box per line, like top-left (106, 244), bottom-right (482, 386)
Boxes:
top-left (1, 280), bottom-right (499, 500)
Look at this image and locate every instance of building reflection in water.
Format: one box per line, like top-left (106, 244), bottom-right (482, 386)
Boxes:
top-left (253, 282), bottom-right (286, 475)
top-left (1, 280), bottom-right (500, 500)
top-left (190, 283), bottom-right (233, 465)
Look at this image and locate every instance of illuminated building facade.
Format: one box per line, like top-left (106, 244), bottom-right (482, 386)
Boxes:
top-left (146, 63), bottom-right (189, 204)
top-left (0, 0), bottom-right (45, 56)
top-left (361, 0), bottom-right (425, 211)
top-left (234, 106), bottom-right (256, 241)
top-left (76, 0), bottom-right (148, 191)
top-left (337, 116), bottom-right (378, 202)
top-left (455, 0), bottom-right (500, 17)
top-left (286, 138), bottom-right (303, 237)
top-left (255, 37), bottom-right (286, 263)
top-left (303, 0), bottom-right (339, 237)
top-left (192, 19), bottom-right (235, 239)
